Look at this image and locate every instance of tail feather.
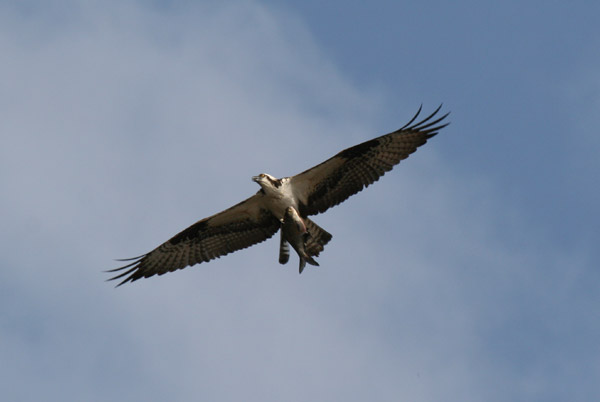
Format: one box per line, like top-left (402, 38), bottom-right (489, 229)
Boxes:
top-left (304, 218), bottom-right (332, 257)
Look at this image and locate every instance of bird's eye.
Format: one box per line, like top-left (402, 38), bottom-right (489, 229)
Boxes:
top-left (260, 174), bottom-right (265, 178)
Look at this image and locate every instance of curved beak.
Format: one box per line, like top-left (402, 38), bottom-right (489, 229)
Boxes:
top-left (252, 176), bottom-right (260, 183)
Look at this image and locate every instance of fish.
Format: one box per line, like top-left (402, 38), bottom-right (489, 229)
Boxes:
top-left (280, 206), bottom-right (319, 273)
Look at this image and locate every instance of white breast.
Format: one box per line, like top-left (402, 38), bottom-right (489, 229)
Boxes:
top-left (262, 178), bottom-right (298, 220)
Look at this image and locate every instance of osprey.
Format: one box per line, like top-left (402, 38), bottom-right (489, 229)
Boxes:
top-left (108, 106), bottom-right (449, 286)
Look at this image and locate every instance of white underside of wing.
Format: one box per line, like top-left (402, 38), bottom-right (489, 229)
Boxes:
top-left (204, 193), bottom-right (266, 227)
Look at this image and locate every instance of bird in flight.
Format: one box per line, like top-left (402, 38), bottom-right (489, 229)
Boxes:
top-left (108, 105), bottom-right (449, 286)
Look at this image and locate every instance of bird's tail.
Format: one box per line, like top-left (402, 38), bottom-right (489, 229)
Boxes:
top-left (304, 218), bottom-right (332, 257)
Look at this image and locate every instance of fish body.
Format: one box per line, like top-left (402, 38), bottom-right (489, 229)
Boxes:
top-left (280, 206), bottom-right (319, 273)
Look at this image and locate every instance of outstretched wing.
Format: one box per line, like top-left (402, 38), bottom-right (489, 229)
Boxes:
top-left (107, 193), bottom-right (280, 286)
top-left (291, 105), bottom-right (449, 216)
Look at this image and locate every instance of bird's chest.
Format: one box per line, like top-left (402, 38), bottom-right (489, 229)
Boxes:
top-left (262, 186), bottom-right (297, 220)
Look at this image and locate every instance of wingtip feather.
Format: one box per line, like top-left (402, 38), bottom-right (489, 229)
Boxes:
top-left (399, 104), bottom-right (450, 136)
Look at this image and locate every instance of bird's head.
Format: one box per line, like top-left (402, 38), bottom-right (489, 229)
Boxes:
top-left (252, 173), bottom-right (282, 192)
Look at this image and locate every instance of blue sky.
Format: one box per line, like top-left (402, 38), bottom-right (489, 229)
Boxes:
top-left (1, 1), bottom-right (598, 400)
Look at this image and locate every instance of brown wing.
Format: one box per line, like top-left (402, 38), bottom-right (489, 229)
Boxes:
top-left (107, 193), bottom-right (280, 286)
top-left (291, 105), bottom-right (449, 216)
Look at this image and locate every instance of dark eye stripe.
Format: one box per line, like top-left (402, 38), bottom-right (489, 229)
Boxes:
top-left (267, 176), bottom-right (282, 188)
